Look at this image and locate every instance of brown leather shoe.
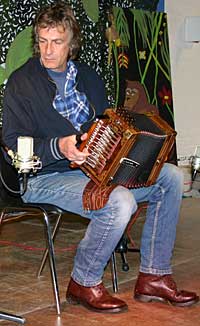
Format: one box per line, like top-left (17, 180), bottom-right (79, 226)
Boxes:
top-left (66, 278), bottom-right (128, 313)
top-left (134, 272), bottom-right (199, 307)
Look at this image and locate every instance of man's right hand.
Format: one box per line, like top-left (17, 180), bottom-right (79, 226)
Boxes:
top-left (58, 134), bottom-right (89, 165)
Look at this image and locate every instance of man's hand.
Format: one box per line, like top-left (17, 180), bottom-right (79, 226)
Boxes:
top-left (58, 133), bottom-right (89, 165)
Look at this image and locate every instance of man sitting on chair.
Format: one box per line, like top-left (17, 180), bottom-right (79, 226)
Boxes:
top-left (2, 1), bottom-right (199, 314)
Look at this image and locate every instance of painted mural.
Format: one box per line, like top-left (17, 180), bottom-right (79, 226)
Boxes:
top-left (111, 8), bottom-right (174, 126)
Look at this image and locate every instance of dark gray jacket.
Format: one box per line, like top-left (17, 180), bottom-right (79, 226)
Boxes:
top-left (2, 57), bottom-right (109, 174)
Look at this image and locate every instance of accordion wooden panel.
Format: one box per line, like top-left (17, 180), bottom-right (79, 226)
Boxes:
top-left (77, 108), bottom-right (176, 188)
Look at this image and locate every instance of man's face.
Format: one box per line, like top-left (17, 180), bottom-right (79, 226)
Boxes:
top-left (38, 25), bottom-right (71, 72)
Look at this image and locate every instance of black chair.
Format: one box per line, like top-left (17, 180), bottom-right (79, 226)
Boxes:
top-left (0, 146), bottom-right (61, 317)
top-left (0, 144), bottom-right (120, 318)
top-left (0, 140), bottom-right (141, 317)
top-left (35, 200), bottom-right (146, 294)
top-left (35, 204), bottom-right (120, 293)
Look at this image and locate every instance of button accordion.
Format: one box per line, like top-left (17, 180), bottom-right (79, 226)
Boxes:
top-left (73, 108), bottom-right (176, 210)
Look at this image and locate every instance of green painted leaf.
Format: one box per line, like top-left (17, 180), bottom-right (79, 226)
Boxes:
top-left (82, 0), bottom-right (99, 23)
top-left (113, 7), bottom-right (130, 47)
top-left (0, 66), bottom-right (6, 85)
top-left (5, 26), bottom-right (33, 80)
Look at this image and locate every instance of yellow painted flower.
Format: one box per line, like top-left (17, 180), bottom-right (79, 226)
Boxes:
top-left (115, 38), bottom-right (121, 47)
top-left (139, 50), bottom-right (146, 60)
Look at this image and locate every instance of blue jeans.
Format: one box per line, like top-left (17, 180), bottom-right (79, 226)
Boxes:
top-left (22, 162), bottom-right (183, 286)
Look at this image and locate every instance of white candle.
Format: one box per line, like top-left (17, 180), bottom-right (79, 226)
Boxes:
top-left (17, 136), bottom-right (33, 158)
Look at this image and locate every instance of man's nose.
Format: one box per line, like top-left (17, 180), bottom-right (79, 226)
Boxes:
top-left (46, 42), bottom-right (53, 55)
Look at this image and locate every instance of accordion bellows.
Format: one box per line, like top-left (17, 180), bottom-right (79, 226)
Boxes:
top-left (77, 108), bottom-right (176, 189)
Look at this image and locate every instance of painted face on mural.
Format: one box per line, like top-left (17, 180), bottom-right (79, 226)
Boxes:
top-left (38, 25), bottom-right (72, 72)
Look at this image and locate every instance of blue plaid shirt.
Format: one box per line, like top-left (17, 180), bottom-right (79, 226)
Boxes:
top-left (48, 60), bottom-right (90, 131)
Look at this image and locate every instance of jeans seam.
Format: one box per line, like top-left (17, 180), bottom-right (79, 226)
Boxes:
top-left (149, 200), bottom-right (161, 269)
top-left (148, 184), bottom-right (165, 270)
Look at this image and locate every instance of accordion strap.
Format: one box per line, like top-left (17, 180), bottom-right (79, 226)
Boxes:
top-left (82, 180), bottom-right (117, 211)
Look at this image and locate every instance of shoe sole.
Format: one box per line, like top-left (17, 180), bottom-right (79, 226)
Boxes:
top-left (66, 294), bottom-right (128, 313)
top-left (134, 294), bottom-right (199, 307)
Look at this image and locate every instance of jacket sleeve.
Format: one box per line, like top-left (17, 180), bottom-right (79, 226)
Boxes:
top-left (2, 79), bottom-right (65, 167)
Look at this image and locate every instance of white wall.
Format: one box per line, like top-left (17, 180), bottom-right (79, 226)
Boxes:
top-left (165, 0), bottom-right (200, 164)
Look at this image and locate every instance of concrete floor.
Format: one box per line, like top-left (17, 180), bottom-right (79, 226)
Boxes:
top-left (0, 197), bottom-right (200, 326)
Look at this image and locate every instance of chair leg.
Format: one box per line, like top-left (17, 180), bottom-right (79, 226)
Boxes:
top-left (0, 206), bottom-right (61, 315)
top-left (37, 212), bottom-right (62, 277)
top-left (110, 252), bottom-right (118, 293)
top-left (115, 234), bottom-right (130, 272)
top-left (42, 210), bottom-right (61, 315)
top-left (0, 311), bottom-right (25, 324)
top-left (120, 252), bottom-right (129, 272)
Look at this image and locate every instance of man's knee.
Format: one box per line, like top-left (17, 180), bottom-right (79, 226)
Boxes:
top-left (160, 163), bottom-right (184, 188)
top-left (109, 186), bottom-right (137, 226)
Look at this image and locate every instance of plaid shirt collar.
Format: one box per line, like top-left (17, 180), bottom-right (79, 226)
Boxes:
top-left (49, 60), bottom-right (90, 131)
